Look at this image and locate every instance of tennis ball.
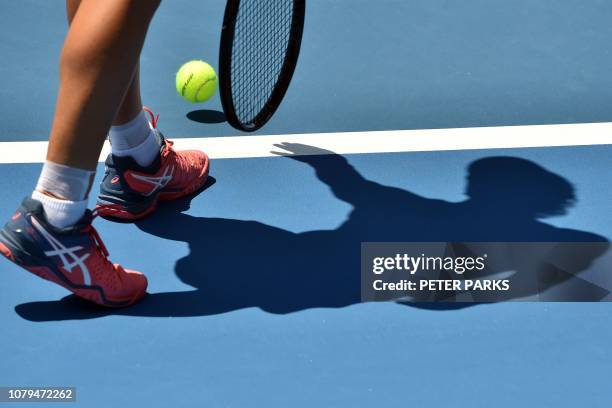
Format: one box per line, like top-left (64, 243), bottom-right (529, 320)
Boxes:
top-left (176, 60), bottom-right (218, 103)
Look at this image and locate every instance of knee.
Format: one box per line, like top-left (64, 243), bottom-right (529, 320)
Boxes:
top-left (58, 0), bottom-right (161, 76)
top-left (59, 42), bottom-right (104, 78)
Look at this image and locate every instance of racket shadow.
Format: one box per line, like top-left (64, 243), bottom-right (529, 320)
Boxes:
top-left (15, 146), bottom-right (610, 321)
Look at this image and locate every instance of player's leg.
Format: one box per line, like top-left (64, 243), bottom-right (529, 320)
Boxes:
top-left (66, 0), bottom-right (156, 167)
top-left (0, 0), bottom-right (161, 307)
top-left (68, 0), bottom-right (143, 126)
top-left (48, 0), bottom-right (159, 170)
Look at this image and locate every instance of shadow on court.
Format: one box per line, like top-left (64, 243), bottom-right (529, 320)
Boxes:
top-left (186, 109), bottom-right (227, 124)
top-left (15, 145), bottom-right (610, 321)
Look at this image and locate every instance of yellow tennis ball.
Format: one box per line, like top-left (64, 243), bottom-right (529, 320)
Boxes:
top-left (176, 60), bottom-right (218, 103)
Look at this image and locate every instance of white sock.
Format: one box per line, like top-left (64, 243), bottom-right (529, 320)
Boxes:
top-left (32, 190), bottom-right (88, 229)
top-left (33, 161), bottom-right (93, 229)
top-left (36, 161), bottom-right (94, 202)
top-left (109, 110), bottom-right (160, 167)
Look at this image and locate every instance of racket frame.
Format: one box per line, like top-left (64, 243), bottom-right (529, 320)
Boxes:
top-left (219, 0), bottom-right (306, 132)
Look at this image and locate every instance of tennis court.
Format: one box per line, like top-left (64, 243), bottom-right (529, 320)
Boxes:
top-left (1, 1), bottom-right (611, 406)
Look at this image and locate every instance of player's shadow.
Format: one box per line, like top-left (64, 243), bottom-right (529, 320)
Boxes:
top-left (15, 145), bottom-right (610, 321)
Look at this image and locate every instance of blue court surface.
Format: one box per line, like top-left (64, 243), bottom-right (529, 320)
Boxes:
top-left (1, 1), bottom-right (612, 407)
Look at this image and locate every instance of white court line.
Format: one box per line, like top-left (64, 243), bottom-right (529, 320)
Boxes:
top-left (0, 122), bottom-right (611, 164)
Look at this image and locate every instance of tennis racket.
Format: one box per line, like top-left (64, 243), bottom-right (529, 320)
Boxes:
top-left (219, 0), bottom-right (306, 132)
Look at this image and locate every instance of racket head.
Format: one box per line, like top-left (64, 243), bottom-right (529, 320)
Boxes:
top-left (219, 0), bottom-right (305, 132)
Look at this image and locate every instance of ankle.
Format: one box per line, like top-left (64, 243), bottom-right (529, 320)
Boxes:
top-left (36, 161), bottom-right (95, 202)
top-left (32, 190), bottom-right (88, 229)
top-left (109, 110), bottom-right (152, 150)
top-left (111, 128), bottom-right (161, 167)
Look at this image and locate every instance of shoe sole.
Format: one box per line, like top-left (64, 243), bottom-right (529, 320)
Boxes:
top-left (97, 155), bottom-right (210, 222)
top-left (0, 240), bottom-right (146, 308)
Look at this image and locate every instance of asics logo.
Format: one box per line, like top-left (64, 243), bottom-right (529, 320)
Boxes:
top-left (131, 165), bottom-right (174, 196)
top-left (30, 217), bottom-right (92, 286)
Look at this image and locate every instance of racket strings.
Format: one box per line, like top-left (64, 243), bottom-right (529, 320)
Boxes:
top-left (231, 0), bottom-right (295, 125)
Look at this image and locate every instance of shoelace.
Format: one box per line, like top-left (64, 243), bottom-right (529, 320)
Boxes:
top-left (144, 107), bottom-right (175, 159)
top-left (144, 106), bottom-right (160, 129)
top-left (162, 140), bottom-right (175, 158)
top-left (86, 204), bottom-right (126, 274)
top-left (142, 107), bottom-right (190, 183)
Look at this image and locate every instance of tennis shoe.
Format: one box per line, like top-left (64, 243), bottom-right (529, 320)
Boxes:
top-left (97, 108), bottom-right (210, 221)
top-left (0, 198), bottom-right (147, 307)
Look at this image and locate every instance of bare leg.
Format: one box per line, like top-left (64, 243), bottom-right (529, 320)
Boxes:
top-left (66, 0), bottom-right (142, 125)
top-left (48, 0), bottom-right (159, 171)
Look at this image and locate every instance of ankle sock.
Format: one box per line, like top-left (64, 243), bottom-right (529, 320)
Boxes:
top-left (35, 161), bottom-right (94, 202)
top-left (33, 161), bottom-right (94, 229)
top-left (32, 191), bottom-right (88, 229)
top-left (109, 110), bottom-right (160, 167)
